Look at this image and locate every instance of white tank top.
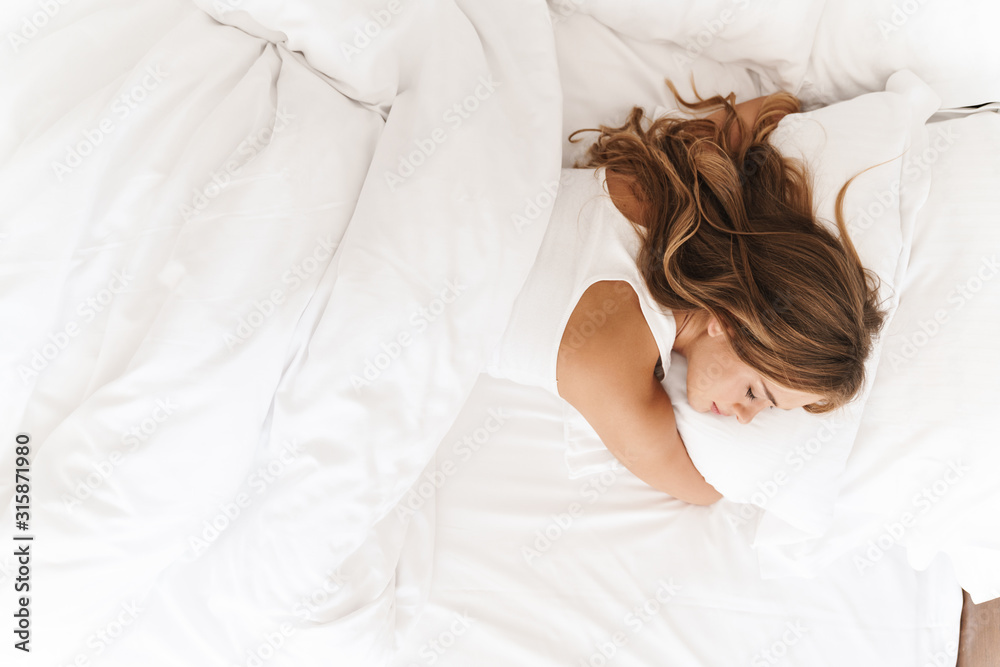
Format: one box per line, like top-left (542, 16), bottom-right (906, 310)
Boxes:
top-left (486, 167), bottom-right (677, 397)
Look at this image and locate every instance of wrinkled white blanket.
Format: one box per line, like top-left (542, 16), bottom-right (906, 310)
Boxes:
top-left (0, 0), bottom-right (559, 664)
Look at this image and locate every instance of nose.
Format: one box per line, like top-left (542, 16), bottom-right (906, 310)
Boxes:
top-left (735, 401), bottom-right (767, 425)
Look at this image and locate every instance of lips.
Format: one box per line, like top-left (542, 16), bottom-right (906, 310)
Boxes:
top-left (711, 402), bottom-right (729, 417)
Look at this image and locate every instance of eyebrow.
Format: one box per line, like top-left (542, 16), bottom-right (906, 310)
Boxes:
top-left (762, 382), bottom-right (781, 410)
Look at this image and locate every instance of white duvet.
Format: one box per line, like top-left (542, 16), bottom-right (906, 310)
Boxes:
top-left (1, 0), bottom-right (559, 664)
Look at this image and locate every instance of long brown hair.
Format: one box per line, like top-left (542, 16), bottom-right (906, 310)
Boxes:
top-left (570, 83), bottom-right (886, 413)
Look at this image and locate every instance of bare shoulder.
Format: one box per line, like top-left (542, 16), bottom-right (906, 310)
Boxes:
top-left (556, 280), bottom-right (721, 505)
top-left (604, 170), bottom-right (647, 226)
top-left (556, 280), bottom-right (660, 406)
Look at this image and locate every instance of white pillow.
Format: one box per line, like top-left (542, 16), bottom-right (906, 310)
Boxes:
top-left (553, 10), bottom-right (769, 169)
top-left (800, 0), bottom-right (1000, 109)
top-left (566, 0), bottom-right (825, 94)
top-left (754, 108), bottom-right (1000, 601)
top-left (565, 70), bottom-right (942, 543)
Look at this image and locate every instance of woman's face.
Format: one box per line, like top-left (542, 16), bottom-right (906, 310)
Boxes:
top-left (677, 315), bottom-right (824, 424)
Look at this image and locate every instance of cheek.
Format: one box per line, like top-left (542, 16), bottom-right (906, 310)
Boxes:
top-left (721, 378), bottom-right (742, 405)
top-left (687, 354), bottom-right (720, 398)
top-left (695, 365), bottom-right (747, 407)
top-left (684, 339), bottom-right (746, 403)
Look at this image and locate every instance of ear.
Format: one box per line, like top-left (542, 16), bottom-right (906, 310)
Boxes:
top-left (706, 316), bottom-right (726, 338)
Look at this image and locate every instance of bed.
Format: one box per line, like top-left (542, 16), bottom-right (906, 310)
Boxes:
top-left (1, 0), bottom-right (997, 665)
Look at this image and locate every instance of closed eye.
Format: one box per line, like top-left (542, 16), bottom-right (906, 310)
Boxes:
top-left (747, 386), bottom-right (775, 409)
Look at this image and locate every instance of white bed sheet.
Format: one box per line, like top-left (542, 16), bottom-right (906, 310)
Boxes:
top-left (390, 372), bottom-right (963, 667)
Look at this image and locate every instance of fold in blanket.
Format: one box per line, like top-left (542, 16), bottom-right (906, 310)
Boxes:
top-left (0, 0), bottom-right (560, 664)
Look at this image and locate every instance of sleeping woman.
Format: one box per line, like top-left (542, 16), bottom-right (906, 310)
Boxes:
top-left (486, 84), bottom-right (885, 505)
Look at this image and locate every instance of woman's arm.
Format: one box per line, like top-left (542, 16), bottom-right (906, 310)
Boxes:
top-left (557, 281), bottom-right (722, 505)
top-left (601, 383), bottom-right (722, 506)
